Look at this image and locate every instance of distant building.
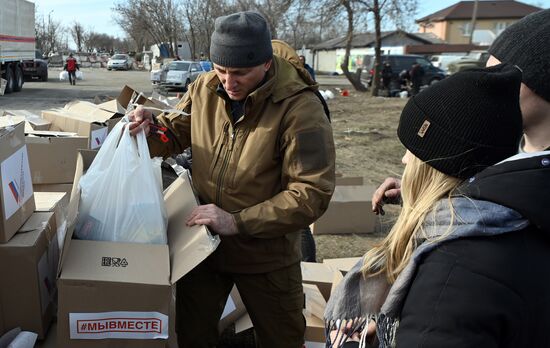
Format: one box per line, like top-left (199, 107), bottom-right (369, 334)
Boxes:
top-left (416, 0), bottom-right (542, 44)
top-left (311, 30), bottom-right (443, 74)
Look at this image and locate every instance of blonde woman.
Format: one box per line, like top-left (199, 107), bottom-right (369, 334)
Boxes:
top-left (326, 63), bottom-right (550, 347)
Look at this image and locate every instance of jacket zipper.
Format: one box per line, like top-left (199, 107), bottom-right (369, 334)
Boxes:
top-left (215, 127), bottom-right (238, 207)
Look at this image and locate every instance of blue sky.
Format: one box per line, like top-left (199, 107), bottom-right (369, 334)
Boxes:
top-left (32, 0), bottom-right (550, 45)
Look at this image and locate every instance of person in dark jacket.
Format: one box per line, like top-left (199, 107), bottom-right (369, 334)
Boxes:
top-left (381, 62), bottom-right (393, 92)
top-left (409, 63), bottom-right (424, 96)
top-left (299, 55), bottom-right (316, 81)
top-left (324, 64), bottom-right (546, 348)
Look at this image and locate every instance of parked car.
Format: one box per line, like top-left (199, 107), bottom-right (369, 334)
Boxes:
top-left (162, 61), bottom-right (204, 90)
top-left (21, 50), bottom-right (48, 81)
top-left (107, 54), bottom-right (133, 70)
top-left (430, 55), bottom-right (466, 74)
top-left (446, 51), bottom-right (490, 75)
top-left (367, 54), bottom-right (446, 87)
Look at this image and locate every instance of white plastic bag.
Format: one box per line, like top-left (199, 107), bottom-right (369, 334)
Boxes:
top-left (59, 71), bottom-right (68, 81)
top-left (76, 70), bottom-right (83, 80)
top-left (76, 120), bottom-right (168, 244)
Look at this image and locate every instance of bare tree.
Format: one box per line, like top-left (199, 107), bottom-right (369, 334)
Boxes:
top-left (70, 21), bottom-right (85, 52)
top-left (279, 0), bottom-right (326, 48)
top-left (339, 0), bottom-right (368, 91)
top-left (35, 11), bottom-right (66, 55)
top-left (84, 31), bottom-right (130, 53)
top-left (323, 0), bottom-right (418, 93)
top-left (235, 0), bottom-right (295, 38)
top-left (182, 0), bottom-right (230, 59)
top-left (113, 0), bottom-right (183, 57)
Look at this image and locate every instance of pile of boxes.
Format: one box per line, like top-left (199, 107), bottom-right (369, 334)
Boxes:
top-left (0, 86), bottom-right (219, 347)
top-left (219, 258), bottom-right (361, 347)
top-left (0, 121), bottom-right (67, 341)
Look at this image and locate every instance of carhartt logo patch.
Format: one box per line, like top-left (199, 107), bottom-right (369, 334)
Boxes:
top-left (417, 120), bottom-right (431, 138)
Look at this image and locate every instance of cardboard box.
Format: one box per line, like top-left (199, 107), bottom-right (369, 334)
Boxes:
top-left (33, 184), bottom-right (73, 195)
top-left (26, 132), bottom-right (88, 184)
top-left (234, 313), bottom-right (253, 334)
top-left (218, 286), bottom-right (246, 333)
top-left (2, 110), bottom-right (51, 131)
top-left (117, 85), bottom-right (171, 116)
top-left (303, 283), bottom-right (326, 321)
top-left (0, 122), bottom-right (35, 243)
top-left (57, 150), bottom-right (220, 347)
top-left (311, 185), bottom-right (377, 235)
top-left (34, 191), bottom-right (69, 250)
top-left (0, 212), bottom-right (58, 339)
top-left (117, 85), bottom-right (148, 109)
top-left (301, 262), bottom-right (337, 302)
top-left (304, 312), bottom-right (325, 344)
top-left (0, 115), bottom-right (35, 133)
top-left (323, 257), bottom-right (362, 274)
top-left (303, 283), bottom-right (327, 344)
top-left (41, 101), bottom-right (124, 150)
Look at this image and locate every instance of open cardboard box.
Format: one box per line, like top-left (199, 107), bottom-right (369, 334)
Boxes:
top-left (26, 130), bottom-right (88, 185)
top-left (2, 110), bottom-right (51, 131)
top-left (301, 262), bottom-right (338, 302)
top-left (41, 101), bottom-right (124, 150)
top-left (56, 150), bottom-right (220, 347)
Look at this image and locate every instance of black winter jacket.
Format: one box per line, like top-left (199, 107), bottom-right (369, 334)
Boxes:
top-left (396, 152), bottom-right (550, 347)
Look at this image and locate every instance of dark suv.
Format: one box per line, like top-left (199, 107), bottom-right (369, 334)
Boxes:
top-left (368, 54), bottom-right (446, 87)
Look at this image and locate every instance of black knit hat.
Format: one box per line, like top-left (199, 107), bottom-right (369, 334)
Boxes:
top-left (489, 9), bottom-right (550, 102)
top-left (398, 64), bottom-right (523, 179)
top-left (210, 11), bottom-right (273, 68)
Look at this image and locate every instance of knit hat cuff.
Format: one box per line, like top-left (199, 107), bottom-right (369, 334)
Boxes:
top-left (210, 43), bottom-right (273, 68)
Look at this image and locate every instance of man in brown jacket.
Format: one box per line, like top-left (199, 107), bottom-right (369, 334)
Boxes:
top-left (129, 11), bottom-right (335, 348)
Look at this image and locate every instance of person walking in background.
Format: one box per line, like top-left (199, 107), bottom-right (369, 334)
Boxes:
top-left (381, 61), bottom-right (393, 94)
top-left (64, 53), bottom-right (79, 86)
top-left (299, 54), bottom-right (316, 81)
top-left (409, 63), bottom-right (424, 96)
top-left (371, 9), bottom-right (550, 216)
top-left (327, 63), bottom-right (550, 348)
top-left (129, 11), bottom-right (335, 348)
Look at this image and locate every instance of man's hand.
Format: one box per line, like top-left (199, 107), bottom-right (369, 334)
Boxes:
top-left (128, 105), bottom-right (154, 136)
top-left (186, 204), bottom-right (238, 236)
top-left (372, 177), bottom-right (402, 215)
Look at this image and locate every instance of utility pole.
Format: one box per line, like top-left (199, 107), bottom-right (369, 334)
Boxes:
top-left (469, 0), bottom-right (479, 44)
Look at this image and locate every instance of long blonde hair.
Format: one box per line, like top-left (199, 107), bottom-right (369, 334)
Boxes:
top-left (362, 155), bottom-right (462, 283)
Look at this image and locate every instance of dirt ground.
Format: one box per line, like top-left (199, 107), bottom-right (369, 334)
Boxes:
top-left (1, 69), bottom-right (408, 262)
top-left (314, 85), bottom-right (407, 261)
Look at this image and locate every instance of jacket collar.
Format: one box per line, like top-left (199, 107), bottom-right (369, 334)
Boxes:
top-left (204, 55), bottom-right (317, 107)
top-left (458, 150), bottom-right (550, 232)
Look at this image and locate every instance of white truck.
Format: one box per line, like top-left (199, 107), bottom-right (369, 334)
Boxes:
top-left (0, 0), bottom-right (35, 94)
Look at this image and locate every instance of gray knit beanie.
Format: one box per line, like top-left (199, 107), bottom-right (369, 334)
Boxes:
top-left (210, 11), bottom-right (273, 68)
top-left (489, 9), bottom-right (550, 102)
